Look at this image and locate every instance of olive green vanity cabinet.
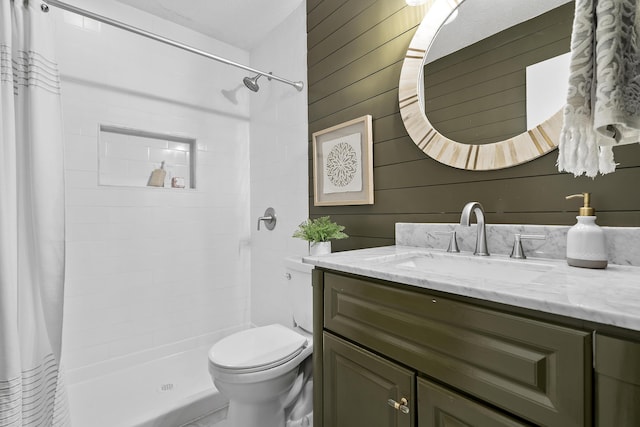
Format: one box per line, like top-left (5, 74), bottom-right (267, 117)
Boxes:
top-left (313, 269), bottom-right (593, 427)
top-left (322, 332), bottom-right (527, 427)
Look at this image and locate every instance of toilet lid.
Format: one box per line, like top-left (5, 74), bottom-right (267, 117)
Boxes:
top-left (209, 324), bottom-right (307, 371)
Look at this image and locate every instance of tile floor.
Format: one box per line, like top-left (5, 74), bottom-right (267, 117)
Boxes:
top-left (182, 408), bottom-right (227, 427)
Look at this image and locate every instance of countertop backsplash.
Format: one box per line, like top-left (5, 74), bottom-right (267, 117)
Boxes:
top-left (396, 223), bottom-right (640, 267)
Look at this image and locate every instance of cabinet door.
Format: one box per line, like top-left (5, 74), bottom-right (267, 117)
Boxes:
top-left (595, 333), bottom-right (640, 426)
top-left (418, 378), bottom-right (531, 427)
top-left (323, 332), bottom-right (415, 427)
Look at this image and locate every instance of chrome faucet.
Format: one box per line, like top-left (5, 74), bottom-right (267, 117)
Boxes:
top-left (459, 202), bottom-right (489, 256)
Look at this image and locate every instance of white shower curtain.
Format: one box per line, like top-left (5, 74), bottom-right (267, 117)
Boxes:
top-left (1, 1), bottom-right (69, 425)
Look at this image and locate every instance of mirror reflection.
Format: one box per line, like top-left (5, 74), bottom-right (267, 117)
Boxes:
top-left (421, 0), bottom-right (574, 146)
top-left (398, 0), bottom-right (575, 170)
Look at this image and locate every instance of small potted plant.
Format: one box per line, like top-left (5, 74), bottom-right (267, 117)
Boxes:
top-left (293, 216), bottom-right (348, 256)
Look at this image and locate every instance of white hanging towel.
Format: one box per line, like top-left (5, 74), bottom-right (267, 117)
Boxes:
top-left (558, 0), bottom-right (640, 177)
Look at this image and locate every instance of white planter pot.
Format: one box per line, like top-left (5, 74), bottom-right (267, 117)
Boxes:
top-left (310, 241), bottom-right (331, 256)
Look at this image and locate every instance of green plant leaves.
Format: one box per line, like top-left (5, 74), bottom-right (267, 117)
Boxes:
top-left (292, 216), bottom-right (348, 242)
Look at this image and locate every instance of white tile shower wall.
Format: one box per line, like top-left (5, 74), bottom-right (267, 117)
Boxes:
top-left (54, 0), bottom-right (252, 373)
top-left (249, 3), bottom-right (310, 328)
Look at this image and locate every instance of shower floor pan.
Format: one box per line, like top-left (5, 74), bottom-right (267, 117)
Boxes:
top-left (66, 345), bottom-right (228, 427)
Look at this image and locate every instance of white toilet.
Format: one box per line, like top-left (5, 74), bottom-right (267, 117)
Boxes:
top-left (208, 257), bottom-right (314, 427)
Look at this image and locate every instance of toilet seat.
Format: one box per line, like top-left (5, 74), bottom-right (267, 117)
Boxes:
top-left (208, 324), bottom-right (308, 373)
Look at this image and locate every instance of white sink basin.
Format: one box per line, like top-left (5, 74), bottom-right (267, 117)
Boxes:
top-left (378, 251), bottom-right (554, 284)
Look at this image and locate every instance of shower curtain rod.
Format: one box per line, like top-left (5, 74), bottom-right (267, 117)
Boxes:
top-left (42, 0), bottom-right (304, 91)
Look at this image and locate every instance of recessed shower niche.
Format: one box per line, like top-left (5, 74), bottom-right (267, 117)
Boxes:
top-left (98, 125), bottom-right (196, 189)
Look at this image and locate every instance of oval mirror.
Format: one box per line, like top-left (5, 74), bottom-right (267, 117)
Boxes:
top-left (399, 0), bottom-right (574, 170)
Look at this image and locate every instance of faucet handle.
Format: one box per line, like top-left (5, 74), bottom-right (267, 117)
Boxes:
top-left (434, 231), bottom-right (460, 253)
top-left (510, 234), bottom-right (546, 259)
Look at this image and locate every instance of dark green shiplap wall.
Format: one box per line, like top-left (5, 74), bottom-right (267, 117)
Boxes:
top-left (307, 0), bottom-right (640, 252)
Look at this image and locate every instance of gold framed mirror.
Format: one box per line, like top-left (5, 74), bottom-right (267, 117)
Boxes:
top-left (399, 0), bottom-right (572, 170)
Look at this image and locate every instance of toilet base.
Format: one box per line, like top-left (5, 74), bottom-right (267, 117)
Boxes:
top-left (226, 400), bottom-right (286, 427)
top-left (214, 363), bottom-right (300, 427)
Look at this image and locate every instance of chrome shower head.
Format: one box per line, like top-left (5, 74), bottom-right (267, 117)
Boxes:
top-left (243, 74), bottom-right (261, 92)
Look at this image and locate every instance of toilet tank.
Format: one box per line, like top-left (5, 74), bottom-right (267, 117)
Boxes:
top-left (284, 257), bottom-right (314, 334)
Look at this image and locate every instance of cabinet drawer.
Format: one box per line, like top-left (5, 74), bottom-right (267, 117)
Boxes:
top-left (418, 377), bottom-right (531, 427)
top-left (324, 272), bottom-right (591, 427)
top-left (323, 332), bottom-right (415, 427)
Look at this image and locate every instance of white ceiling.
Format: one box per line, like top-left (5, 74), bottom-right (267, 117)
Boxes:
top-left (115, 0), bottom-right (304, 50)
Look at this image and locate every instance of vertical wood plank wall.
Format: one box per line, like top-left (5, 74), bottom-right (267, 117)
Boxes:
top-left (307, 0), bottom-right (640, 252)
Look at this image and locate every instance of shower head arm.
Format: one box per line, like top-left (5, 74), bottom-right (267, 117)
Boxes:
top-left (42, 0), bottom-right (305, 92)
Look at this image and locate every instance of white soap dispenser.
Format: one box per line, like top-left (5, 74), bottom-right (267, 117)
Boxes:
top-left (565, 193), bottom-right (607, 269)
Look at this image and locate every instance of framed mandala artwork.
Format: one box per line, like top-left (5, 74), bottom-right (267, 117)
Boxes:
top-left (312, 115), bottom-right (373, 206)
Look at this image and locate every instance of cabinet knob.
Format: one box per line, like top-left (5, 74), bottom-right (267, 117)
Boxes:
top-left (387, 397), bottom-right (410, 414)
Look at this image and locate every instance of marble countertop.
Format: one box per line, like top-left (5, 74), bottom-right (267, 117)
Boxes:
top-left (304, 245), bottom-right (640, 332)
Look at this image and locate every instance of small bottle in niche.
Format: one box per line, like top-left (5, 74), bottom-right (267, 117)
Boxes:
top-left (171, 177), bottom-right (185, 188)
top-left (565, 193), bottom-right (607, 269)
